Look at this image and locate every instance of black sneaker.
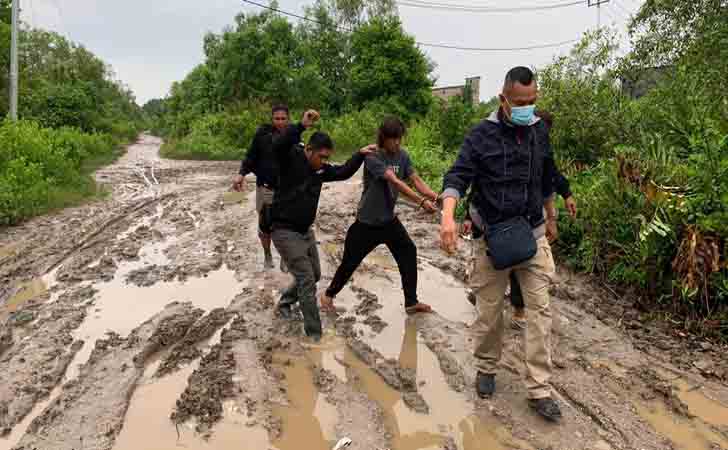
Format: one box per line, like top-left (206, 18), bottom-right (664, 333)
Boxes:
top-left (528, 397), bottom-right (562, 422)
top-left (476, 372), bottom-right (495, 398)
top-left (277, 305), bottom-right (293, 319)
top-left (467, 291), bottom-right (476, 306)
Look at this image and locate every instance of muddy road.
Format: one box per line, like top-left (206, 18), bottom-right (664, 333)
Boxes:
top-left (1, 135), bottom-right (728, 450)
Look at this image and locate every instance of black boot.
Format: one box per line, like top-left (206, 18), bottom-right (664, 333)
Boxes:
top-left (528, 397), bottom-right (562, 422)
top-left (277, 304), bottom-right (293, 319)
top-left (476, 372), bottom-right (495, 398)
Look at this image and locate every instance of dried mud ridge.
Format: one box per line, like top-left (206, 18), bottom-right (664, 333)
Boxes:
top-left (0, 135), bottom-right (728, 450)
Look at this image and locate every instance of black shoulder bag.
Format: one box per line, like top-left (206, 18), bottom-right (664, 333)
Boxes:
top-left (484, 133), bottom-right (538, 270)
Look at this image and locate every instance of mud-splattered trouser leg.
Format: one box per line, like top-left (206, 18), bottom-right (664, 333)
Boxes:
top-left (383, 218), bottom-right (419, 308)
top-left (470, 236), bottom-right (555, 399)
top-left (272, 228), bottom-right (322, 337)
top-left (326, 218), bottom-right (418, 308)
top-left (325, 221), bottom-right (381, 299)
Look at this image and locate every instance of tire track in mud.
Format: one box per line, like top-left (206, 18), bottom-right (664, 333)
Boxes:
top-left (13, 303), bottom-right (202, 450)
top-left (0, 286), bottom-right (93, 436)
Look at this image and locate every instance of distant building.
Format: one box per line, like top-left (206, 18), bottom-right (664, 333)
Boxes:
top-left (432, 76), bottom-right (481, 106)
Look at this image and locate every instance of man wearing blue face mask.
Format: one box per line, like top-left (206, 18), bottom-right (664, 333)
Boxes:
top-left (439, 66), bottom-right (561, 422)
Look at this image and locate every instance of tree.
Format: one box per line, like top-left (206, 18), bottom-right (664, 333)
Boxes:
top-left (627, 0), bottom-right (727, 70)
top-left (349, 18), bottom-right (433, 117)
top-left (328, 0), bottom-right (397, 28)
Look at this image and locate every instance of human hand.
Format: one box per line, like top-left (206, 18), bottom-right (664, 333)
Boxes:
top-left (232, 174), bottom-right (245, 192)
top-left (302, 110), bottom-right (320, 128)
top-left (546, 219), bottom-right (558, 243)
top-left (440, 215), bottom-right (458, 254)
top-left (565, 196), bottom-right (577, 219)
top-left (421, 199), bottom-right (438, 213)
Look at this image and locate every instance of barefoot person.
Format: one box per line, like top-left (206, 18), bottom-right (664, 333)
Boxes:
top-left (271, 110), bottom-right (375, 341)
top-left (320, 117), bottom-right (439, 315)
top-left (440, 67), bottom-right (562, 421)
top-left (233, 104), bottom-right (290, 270)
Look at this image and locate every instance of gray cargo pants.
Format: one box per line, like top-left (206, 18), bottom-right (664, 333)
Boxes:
top-left (271, 228), bottom-right (322, 337)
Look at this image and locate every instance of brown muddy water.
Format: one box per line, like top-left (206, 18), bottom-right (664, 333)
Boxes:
top-left (289, 333), bottom-right (526, 450)
top-left (66, 239), bottom-right (246, 380)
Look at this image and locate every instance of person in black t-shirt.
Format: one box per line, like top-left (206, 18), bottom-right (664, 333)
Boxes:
top-left (320, 116), bottom-right (440, 315)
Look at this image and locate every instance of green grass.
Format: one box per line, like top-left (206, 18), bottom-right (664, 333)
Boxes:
top-left (32, 144), bottom-right (125, 217)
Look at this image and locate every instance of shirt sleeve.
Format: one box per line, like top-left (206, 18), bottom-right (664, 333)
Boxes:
top-left (540, 124), bottom-right (556, 198)
top-left (273, 123), bottom-right (305, 168)
top-left (239, 130), bottom-right (261, 176)
top-left (553, 164), bottom-right (572, 199)
top-left (322, 152), bottom-right (366, 182)
top-left (442, 127), bottom-right (480, 200)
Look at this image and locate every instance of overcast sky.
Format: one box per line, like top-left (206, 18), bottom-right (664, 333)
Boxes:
top-left (21, 0), bottom-right (644, 105)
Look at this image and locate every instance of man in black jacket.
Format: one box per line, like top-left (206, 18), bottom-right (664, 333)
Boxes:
top-left (440, 67), bottom-right (562, 421)
top-left (233, 104), bottom-right (289, 270)
top-left (271, 110), bottom-right (375, 341)
top-left (462, 110), bottom-right (577, 329)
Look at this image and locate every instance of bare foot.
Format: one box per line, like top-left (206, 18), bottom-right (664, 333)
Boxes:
top-left (406, 303), bottom-right (433, 314)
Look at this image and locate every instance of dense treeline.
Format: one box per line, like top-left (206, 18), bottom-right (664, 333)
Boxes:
top-left (0, 0), bottom-right (145, 225)
top-left (539, 0), bottom-right (727, 338)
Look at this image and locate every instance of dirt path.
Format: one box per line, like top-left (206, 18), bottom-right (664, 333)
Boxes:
top-left (1, 134), bottom-right (728, 450)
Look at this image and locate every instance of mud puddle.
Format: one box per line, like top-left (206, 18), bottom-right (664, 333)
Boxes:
top-left (298, 330), bottom-right (520, 450)
top-left (272, 352), bottom-right (340, 450)
top-left (0, 278), bottom-right (46, 321)
top-left (66, 238), bottom-right (247, 381)
top-left (114, 363), bottom-right (272, 450)
top-left (0, 242), bottom-right (18, 260)
top-left (672, 378), bottom-right (728, 429)
top-left (635, 369), bottom-right (728, 449)
top-left (634, 399), bottom-right (728, 450)
top-left (337, 265), bottom-right (475, 361)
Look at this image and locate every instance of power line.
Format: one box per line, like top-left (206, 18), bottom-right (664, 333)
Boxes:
top-left (397, 0), bottom-right (586, 13)
top-left (241, 0), bottom-right (580, 52)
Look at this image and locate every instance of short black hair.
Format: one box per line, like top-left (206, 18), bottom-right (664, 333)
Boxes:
top-left (308, 131), bottom-right (334, 152)
top-left (377, 116), bottom-right (406, 148)
top-left (272, 104), bottom-right (289, 115)
top-left (503, 66), bottom-right (535, 91)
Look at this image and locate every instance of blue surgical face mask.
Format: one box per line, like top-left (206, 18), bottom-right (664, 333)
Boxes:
top-left (504, 97), bottom-right (536, 126)
top-left (510, 105), bottom-right (536, 126)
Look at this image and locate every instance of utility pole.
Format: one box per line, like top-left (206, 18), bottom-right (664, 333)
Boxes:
top-left (588, 0), bottom-right (610, 29)
top-left (9, 0), bottom-right (19, 120)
